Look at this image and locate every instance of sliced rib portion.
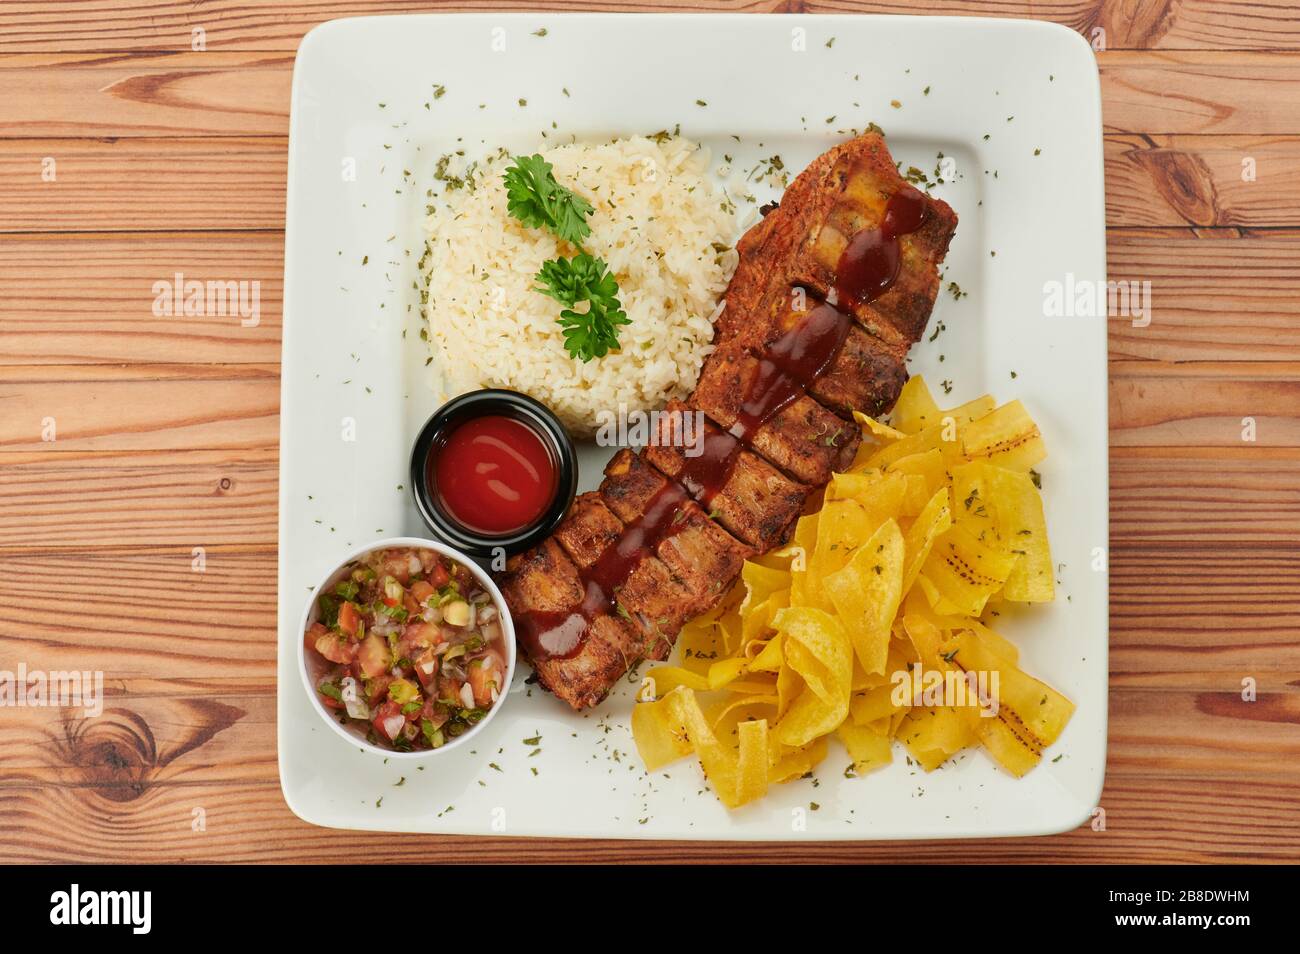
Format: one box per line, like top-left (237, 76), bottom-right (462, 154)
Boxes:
top-left (552, 492), bottom-right (621, 565)
top-left (725, 293), bottom-right (910, 419)
top-left (789, 139), bottom-right (958, 346)
top-left (717, 141), bottom-right (846, 329)
top-left (500, 450), bottom-right (755, 708)
top-left (498, 539), bottom-right (646, 711)
top-left (552, 491), bottom-right (699, 663)
top-left (717, 131), bottom-right (957, 353)
top-left (643, 401), bottom-right (809, 551)
top-left (600, 449), bottom-right (753, 616)
top-left (814, 321), bottom-right (910, 418)
top-left (689, 341), bottom-right (860, 486)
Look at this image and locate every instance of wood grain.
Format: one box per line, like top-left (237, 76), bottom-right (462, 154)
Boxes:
top-left (1110, 457), bottom-right (1300, 545)
top-left (0, 695), bottom-right (274, 786)
top-left (1102, 51), bottom-right (1300, 135)
top-left (0, 364), bottom-right (279, 452)
top-left (1, 775), bottom-right (1296, 863)
top-left (0, 552), bottom-right (279, 719)
top-left (0, 679), bottom-right (1295, 786)
top-left (1107, 229), bottom-right (1300, 361)
top-left (0, 138), bottom-right (286, 233)
top-left (2, 452), bottom-right (1292, 550)
top-left (0, 232), bottom-right (283, 364)
top-left (4, 455), bottom-right (1295, 666)
top-left (0, 451), bottom-right (278, 550)
top-left (1110, 359), bottom-right (1300, 448)
top-left (5, 135), bottom-right (1296, 235)
top-left (0, 0), bottom-right (1296, 864)
top-left (0, 2), bottom-right (1295, 53)
top-left (4, 541), bottom-right (1296, 682)
top-left (1105, 135), bottom-right (1300, 227)
top-left (4, 52), bottom-right (1300, 141)
top-left (0, 53), bottom-right (293, 138)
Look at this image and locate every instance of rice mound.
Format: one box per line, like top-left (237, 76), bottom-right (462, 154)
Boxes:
top-left (422, 136), bottom-right (737, 436)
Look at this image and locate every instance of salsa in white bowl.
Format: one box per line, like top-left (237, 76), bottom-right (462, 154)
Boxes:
top-left (298, 538), bottom-right (515, 756)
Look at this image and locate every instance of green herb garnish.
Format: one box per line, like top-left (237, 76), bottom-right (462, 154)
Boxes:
top-left (504, 155), bottom-right (632, 361)
top-left (534, 253), bottom-right (630, 361)
top-left (503, 154), bottom-right (593, 246)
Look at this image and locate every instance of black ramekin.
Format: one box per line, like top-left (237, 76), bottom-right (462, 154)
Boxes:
top-left (410, 388), bottom-right (577, 559)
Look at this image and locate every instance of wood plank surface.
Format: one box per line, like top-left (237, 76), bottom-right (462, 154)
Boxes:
top-left (2, 680), bottom-right (1296, 785)
top-left (0, 232), bottom-right (283, 364)
top-left (0, 2), bottom-right (1295, 53)
top-left (4, 538), bottom-right (1297, 680)
top-left (5, 52), bottom-right (1300, 141)
top-left (1106, 229), bottom-right (1300, 360)
top-left (0, 364), bottom-right (279, 452)
top-left (0, 0), bottom-right (1296, 865)
top-left (4, 134), bottom-right (1297, 234)
top-left (1110, 359), bottom-right (1300, 448)
top-left (1105, 135), bottom-right (1300, 227)
top-left (0, 138), bottom-right (287, 233)
top-left (1, 776), bottom-right (1296, 863)
top-left (3, 442), bottom-right (1294, 551)
top-left (0, 450), bottom-right (279, 549)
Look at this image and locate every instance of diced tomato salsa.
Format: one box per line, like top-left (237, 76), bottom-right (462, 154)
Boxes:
top-left (305, 546), bottom-right (508, 752)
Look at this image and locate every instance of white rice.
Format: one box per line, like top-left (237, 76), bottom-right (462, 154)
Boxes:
top-left (421, 136), bottom-right (737, 436)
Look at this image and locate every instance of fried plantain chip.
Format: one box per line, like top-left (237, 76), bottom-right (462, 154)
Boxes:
top-left (920, 522), bottom-right (1018, 617)
top-left (939, 627), bottom-right (1074, 776)
top-left (889, 376), bottom-right (942, 434)
top-left (961, 400), bottom-right (1047, 472)
top-left (824, 518), bottom-right (905, 675)
top-left (903, 487), bottom-right (953, 593)
top-left (771, 607), bottom-right (853, 747)
top-left (839, 722), bottom-right (894, 775)
top-left (951, 461), bottom-right (1054, 602)
top-left (633, 385), bottom-right (1072, 806)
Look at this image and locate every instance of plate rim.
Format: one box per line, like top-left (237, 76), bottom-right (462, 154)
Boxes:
top-left (276, 10), bottom-right (1109, 841)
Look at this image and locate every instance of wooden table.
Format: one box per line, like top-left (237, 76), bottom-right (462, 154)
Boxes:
top-left (2, 1), bottom-right (1297, 864)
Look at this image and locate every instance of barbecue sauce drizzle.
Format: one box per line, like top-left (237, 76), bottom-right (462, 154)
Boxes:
top-left (516, 187), bottom-right (928, 663)
top-left (515, 481), bottom-right (692, 661)
top-left (836, 185), bottom-right (928, 310)
top-left (676, 301), bottom-right (852, 509)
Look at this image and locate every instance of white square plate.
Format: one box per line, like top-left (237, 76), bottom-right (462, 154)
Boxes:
top-left (278, 12), bottom-right (1107, 839)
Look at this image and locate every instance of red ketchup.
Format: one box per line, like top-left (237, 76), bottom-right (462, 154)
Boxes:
top-left (430, 415), bottom-right (558, 536)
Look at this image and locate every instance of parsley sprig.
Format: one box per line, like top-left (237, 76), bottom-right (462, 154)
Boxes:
top-left (535, 254), bottom-right (630, 361)
top-left (503, 154), bottom-right (594, 246)
top-left (503, 154), bottom-right (628, 362)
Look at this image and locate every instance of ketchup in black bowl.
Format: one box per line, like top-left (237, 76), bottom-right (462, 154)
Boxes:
top-left (411, 390), bottom-right (577, 558)
top-left (433, 415), bottom-right (557, 534)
